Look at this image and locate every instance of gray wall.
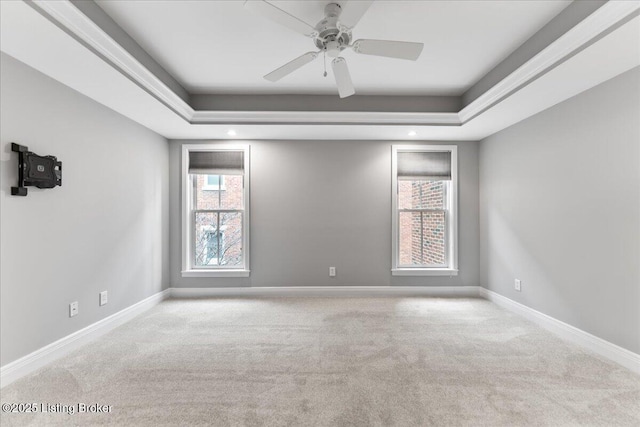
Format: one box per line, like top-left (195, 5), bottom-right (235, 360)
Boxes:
top-left (0, 53), bottom-right (170, 366)
top-left (170, 139), bottom-right (479, 288)
top-left (479, 67), bottom-right (640, 353)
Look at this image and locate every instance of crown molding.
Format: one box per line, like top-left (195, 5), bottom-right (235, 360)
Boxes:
top-left (13, 0), bottom-right (640, 130)
top-left (30, 0), bottom-right (461, 126)
top-left (459, 0), bottom-right (640, 123)
top-left (191, 110), bottom-right (461, 125)
top-left (29, 0), bottom-right (195, 121)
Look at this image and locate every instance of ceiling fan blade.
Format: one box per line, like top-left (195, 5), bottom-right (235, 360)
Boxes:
top-left (331, 57), bottom-right (355, 98)
top-left (352, 39), bottom-right (424, 61)
top-left (264, 51), bottom-right (319, 82)
top-left (339, 0), bottom-right (374, 29)
top-left (244, 1), bottom-right (317, 37)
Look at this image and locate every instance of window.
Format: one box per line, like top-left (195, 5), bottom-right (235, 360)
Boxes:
top-left (203, 174), bottom-right (225, 191)
top-left (392, 145), bottom-right (458, 276)
top-left (182, 145), bottom-right (250, 277)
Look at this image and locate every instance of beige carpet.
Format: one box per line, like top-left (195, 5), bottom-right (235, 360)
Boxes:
top-left (1, 297), bottom-right (639, 426)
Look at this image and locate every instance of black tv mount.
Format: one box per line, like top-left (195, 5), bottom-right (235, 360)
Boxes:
top-left (11, 143), bottom-right (62, 196)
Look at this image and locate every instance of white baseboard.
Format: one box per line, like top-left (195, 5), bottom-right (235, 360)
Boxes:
top-left (169, 285), bottom-right (482, 299)
top-left (4, 286), bottom-right (637, 388)
top-left (479, 288), bottom-right (640, 374)
top-left (0, 289), bottom-right (171, 388)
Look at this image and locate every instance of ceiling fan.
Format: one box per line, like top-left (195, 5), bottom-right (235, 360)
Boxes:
top-left (244, 0), bottom-right (424, 98)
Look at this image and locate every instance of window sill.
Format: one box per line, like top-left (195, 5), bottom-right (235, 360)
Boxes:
top-left (182, 269), bottom-right (250, 278)
top-left (391, 268), bottom-right (458, 277)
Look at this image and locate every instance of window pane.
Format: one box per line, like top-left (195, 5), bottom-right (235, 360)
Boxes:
top-left (194, 175), bottom-right (220, 210)
top-left (220, 175), bottom-right (244, 210)
top-left (219, 212), bottom-right (243, 267)
top-left (206, 175), bottom-right (221, 188)
top-left (398, 211), bottom-right (446, 266)
top-left (195, 212), bottom-right (218, 266)
top-left (399, 211), bottom-right (421, 266)
top-left (398, 180), bottom-right (445, 210)
top-left (422, 211), bottom-right (446, 266)
top-left (193, 174), bottom-right (244, 210)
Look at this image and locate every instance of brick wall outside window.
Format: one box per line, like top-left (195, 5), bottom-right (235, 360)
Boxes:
top-left (399, 180), bottom-right (446, 266)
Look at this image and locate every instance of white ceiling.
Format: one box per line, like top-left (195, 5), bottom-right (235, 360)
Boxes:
top-left (3, 0), bottom-right (637, 142)
top-left (95, 0), bottom-right (571, 96)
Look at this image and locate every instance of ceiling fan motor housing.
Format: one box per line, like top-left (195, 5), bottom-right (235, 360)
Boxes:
top-left (314, 3), bottom-right (351, 57)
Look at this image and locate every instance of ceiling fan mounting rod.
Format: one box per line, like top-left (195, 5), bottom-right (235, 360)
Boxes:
top-left (324, 3), bottom-right (342, 18)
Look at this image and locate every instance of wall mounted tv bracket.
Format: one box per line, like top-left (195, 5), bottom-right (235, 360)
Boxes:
top-left (11, 143), bottom-right (62, 196)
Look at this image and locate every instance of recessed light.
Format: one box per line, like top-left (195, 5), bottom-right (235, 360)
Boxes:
top-left (408, 131), bottom-right (417, 136)
top-left (227, 129), bottom-right (237, 136)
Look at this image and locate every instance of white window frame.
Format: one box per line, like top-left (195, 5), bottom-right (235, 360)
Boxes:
top-left (181, 144), bottom-right (250, 278)
top-left (391, 145), bottom-right (458, 276)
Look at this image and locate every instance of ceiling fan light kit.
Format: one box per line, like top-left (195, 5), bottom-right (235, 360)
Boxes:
top-left (244, 1), bottom-right (424, 98)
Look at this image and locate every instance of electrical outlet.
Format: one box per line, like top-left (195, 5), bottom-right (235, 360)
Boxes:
top-left (515, 279), bottom-right (522, 292)
top-left (99, 291), bottom-right (108, 306)
top-left (69, 301), bottom-right (78, 317)
top-left (329, 266), bottom-right (336, 277)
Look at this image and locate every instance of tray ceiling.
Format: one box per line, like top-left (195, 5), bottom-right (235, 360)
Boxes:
top-left (2, 0), bottom-right (637, 141)
top-left (95, 0), bottom-right (571, 96)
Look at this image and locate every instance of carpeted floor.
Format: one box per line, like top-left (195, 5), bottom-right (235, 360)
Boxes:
top-left (1, 297), bottom-right (639, 426)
